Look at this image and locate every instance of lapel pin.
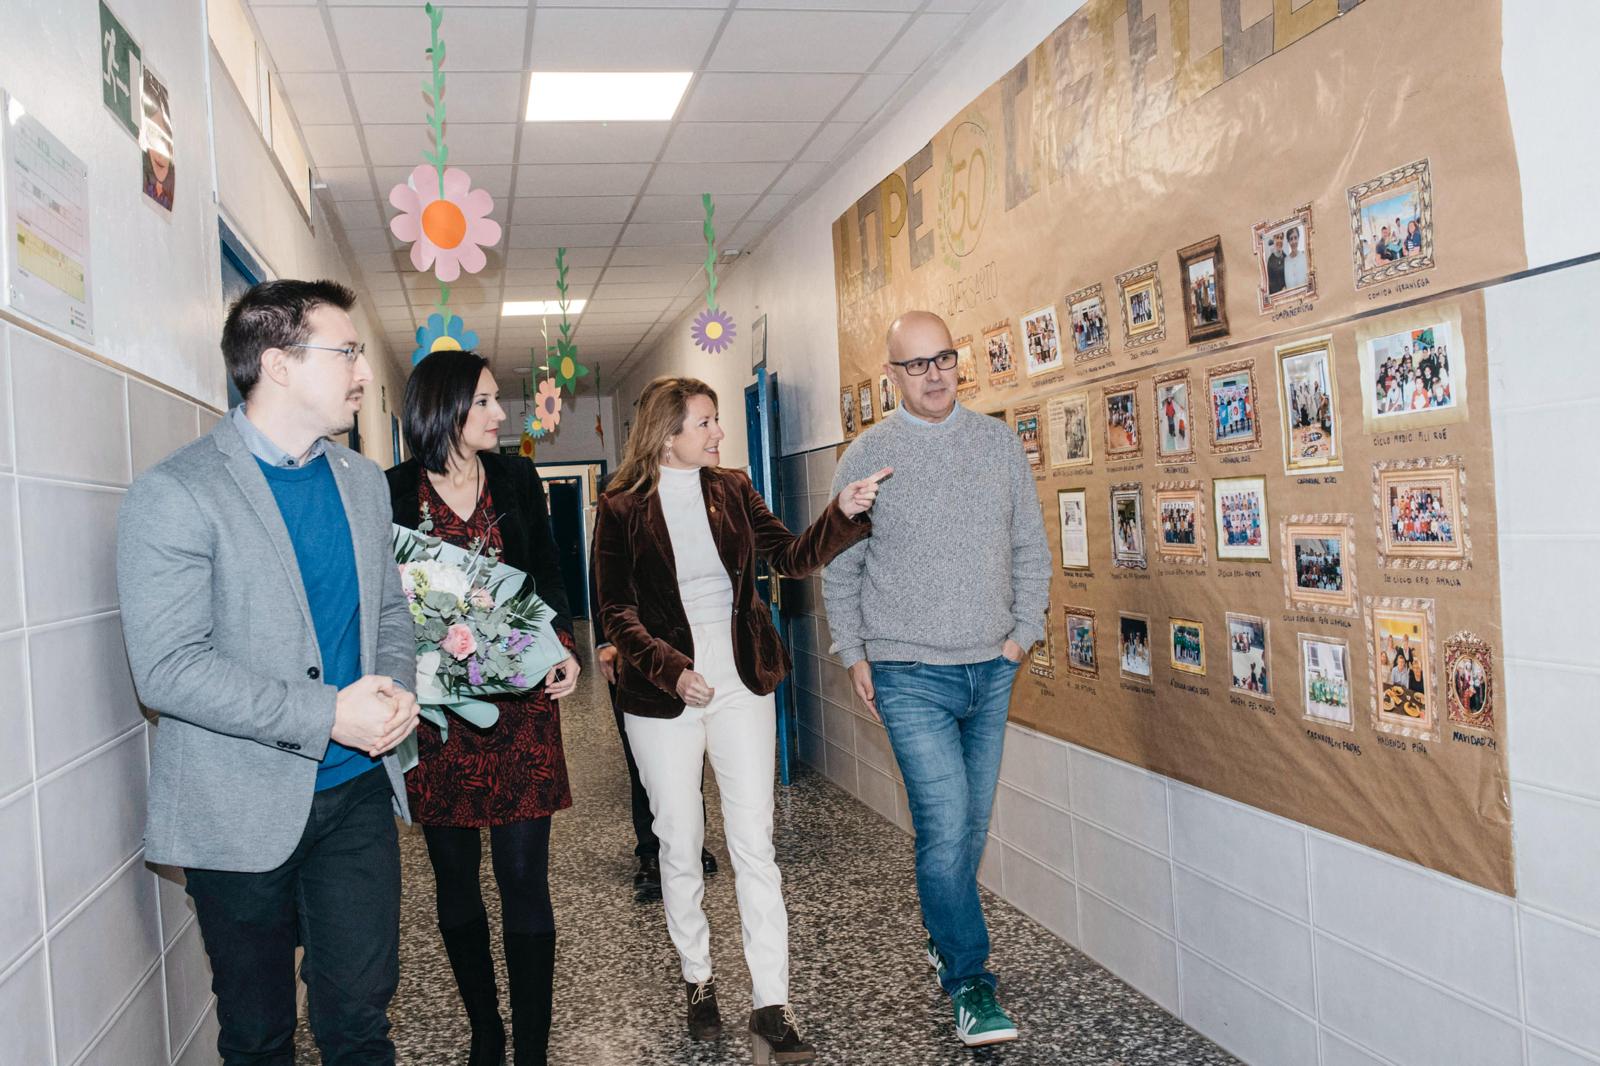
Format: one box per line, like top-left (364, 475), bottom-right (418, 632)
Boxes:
top-left (340, 458), bottom-right (349, 468)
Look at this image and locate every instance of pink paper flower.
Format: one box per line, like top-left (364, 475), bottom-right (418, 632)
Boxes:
top-left (535, 378), bottom-right (563, 431)
top-left (440, 623), bottom-right (478, 660)
top-left (388, 165), bottom-right (502, 283)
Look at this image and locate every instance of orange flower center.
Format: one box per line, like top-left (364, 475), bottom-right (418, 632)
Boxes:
top-left (422, 200), bottom-right (468, 249)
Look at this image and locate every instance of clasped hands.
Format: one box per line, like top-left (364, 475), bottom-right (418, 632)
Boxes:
top-left (332, 675), bottom-right (421, 757)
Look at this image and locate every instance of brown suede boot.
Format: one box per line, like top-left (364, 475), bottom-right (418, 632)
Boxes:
top-left (687, 975), bottom-right (722, 1040)
top-left (748, 1005), bottom-right (815, 1064)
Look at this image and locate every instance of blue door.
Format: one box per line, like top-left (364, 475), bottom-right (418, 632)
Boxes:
top-left (745, 369), bottom-right (795, 783)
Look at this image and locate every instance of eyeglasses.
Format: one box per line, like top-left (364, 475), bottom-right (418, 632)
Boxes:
top-left (288, 342), bottom-right (366, 364)
top-left (887, 349), bottom-right (959, 376)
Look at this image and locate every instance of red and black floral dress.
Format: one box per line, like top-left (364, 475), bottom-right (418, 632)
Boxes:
top-left (405, 475), bottom-right (574, 827)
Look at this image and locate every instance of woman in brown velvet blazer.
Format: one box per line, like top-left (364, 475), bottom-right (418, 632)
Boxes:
top-left (595, 377), bottom-right (888, 1063)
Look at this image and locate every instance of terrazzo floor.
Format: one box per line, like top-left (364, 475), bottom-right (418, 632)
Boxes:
top-left (295, 626), bottom-right (1241, 1065)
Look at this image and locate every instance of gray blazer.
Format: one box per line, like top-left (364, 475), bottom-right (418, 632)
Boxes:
top-left (117, 415), bottom-right (415, 872)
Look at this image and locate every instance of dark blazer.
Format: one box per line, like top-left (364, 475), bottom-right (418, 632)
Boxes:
top-left (595, 466), bottom-right (870, 718)
top-left (387, 452), bottom-right (573, 639)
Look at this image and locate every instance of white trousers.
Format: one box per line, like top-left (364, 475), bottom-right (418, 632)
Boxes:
top-left (624, 620), bottom-right (789, 1008)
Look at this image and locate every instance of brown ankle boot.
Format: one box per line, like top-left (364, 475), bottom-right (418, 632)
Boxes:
top-left (748, 1005), bottom-right (815, 1064)
top-left (686, 975), bottom-right (722, 1041)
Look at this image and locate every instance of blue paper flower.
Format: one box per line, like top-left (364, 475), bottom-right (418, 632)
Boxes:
top-left (413, 312), bottom-right (480, 364)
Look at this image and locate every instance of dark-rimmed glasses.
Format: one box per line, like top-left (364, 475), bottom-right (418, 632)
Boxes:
top-left (887, 349), bottom-right (958, 376)
top-left (288, 342), bottom-right (366, 364)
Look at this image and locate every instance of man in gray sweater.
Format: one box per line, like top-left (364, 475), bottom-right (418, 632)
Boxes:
top-left (825, 310), bottom-right (1050, 1047)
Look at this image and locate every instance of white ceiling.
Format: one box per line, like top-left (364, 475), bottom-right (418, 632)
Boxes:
top-left (246, 0), bottom-right (994, 380)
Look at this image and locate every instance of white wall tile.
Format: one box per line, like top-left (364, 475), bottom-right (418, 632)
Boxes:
top-left (1494, 406), bottom-right (1600, 533)
top-left (18, 481), bottom-right (124, 625)
top-left (0, 329), bottom-right (13, 471)
top-left (10, 332), bottom-right (130, 487)
top-left (1529, 1034), bottom-right (1600, 1066)
top-left (0, 636), bottom-right (31, 798)
top-left (29, 614), bottom-right (141, 777)
top-left (1500, 537), bottom-right (1597, 667)
top-left (1077, 889), bottom-right (1178, 1012)
top-left (1073, 818), bottom-right (1173, 933)
top-left (1522, 909), bottom-right (1600, 1055)
top-left (48, 859), bottom-right (162, 1065)
top-left (1513, 785), bottom-right (1600, 930)
top-left (819, 661), bottom-right (855, 715)
top-left (1173, 868), bottom-right (1316, 1015)
top-left (1169, 782), bottom-right (1309, 920)
top-left (1504, 662), bottom-right (1600, 801)
top-left (999, 726), bottom-right (1070, 811)
top-left (996, 784), bottom-right (1073, 875)
top-left (977, 832), bottom-right (1003, 895)
top-left (0, 948), bottom-right (52, 1066)
top-left (999, 844), bottom-right (1075, 946)
top-left (1309, 835), bottom-right (1521, 1016)
top-left (1180, 948), bottom-right (1319, 1066)
top-left (164, 915), bottom-right (215, 1058)
top-left (1484, 260), bottom-right (1600, 406)
top-left (1068, 747), bottom-right (1169, 853)
top-left (852, 715), bottom-right (899, 781)
top-left (805, 448), bottom-right (836, 495)
top-left (798, 725), bottom-right (825, 771)
top-left (174, 1004), bottom-right (220, 1066)
top-left (129, 380), bottom-right (201, 477)
top-left (856, 764), bottom-right (898, 824)
top-left (1315, 934), bottom-right (1524, 1066)
top-left (0, 792), bottom-right (43, 974)
top-left (38, 730), bottom-right (148, 925)
top-left (824, 742), bottom-right (857, 796)
top-left (80, 963), bottom-right (167, 1066)
top-left (0, 477), bottom-right (24, 634)
top-left (1321, 1029), bottom-right (1400, 1066)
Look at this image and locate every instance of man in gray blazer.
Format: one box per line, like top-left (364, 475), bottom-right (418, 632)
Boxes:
top-left (118, 279), bottom-right (420, 1065)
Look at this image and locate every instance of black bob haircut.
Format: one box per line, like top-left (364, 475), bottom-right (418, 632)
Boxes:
top-left (404, 349), bottom-right (492, 474)
top-left (221, 279), bottom-right (357, 398)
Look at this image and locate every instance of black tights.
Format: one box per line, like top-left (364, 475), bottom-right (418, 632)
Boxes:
top-left (423, 817), bottom-right (555, 936)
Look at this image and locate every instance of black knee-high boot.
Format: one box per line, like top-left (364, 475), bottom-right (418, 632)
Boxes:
top-left (439, 915), bottom-right (507, 1066)
top-left (504, 931), bottom-right (556, 1065)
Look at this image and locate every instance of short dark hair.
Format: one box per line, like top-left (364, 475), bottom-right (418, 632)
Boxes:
top-left (221, 279), bottom-right (357, 398)
top-left (403, 349), bottom-right (492, 473)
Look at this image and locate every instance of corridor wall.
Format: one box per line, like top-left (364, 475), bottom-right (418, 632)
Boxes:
top-left (622, 0), bottom-right (1600, 1063)
top-left (0, 2), bottom-right (409, 1063)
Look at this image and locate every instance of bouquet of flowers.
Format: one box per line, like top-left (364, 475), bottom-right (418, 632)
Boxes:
top-left (391, 524), bottom-right (568, 772)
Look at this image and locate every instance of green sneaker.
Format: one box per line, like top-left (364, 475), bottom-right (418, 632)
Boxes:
top-left (951, 979), bottom-right (1018, 1047)
top-left (924, 937), bottom-right (948, 983)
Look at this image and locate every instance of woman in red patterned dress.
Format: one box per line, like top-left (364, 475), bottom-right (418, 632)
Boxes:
top-left (387, 350), bottom-right (581, 1066)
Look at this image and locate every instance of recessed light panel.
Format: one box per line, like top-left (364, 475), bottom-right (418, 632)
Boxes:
top-left (525, 72), bottom-right (693, 122)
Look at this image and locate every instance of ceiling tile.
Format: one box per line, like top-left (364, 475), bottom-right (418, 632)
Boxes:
top-left (619, 221), bottom-right (709, 247)
top-left (303, 125), bottom-right (367, 168)
top-left (537, 0), bottom-right (728, 6)
top-left (579, 310), bottom-right (665, 325)
top-left (925, 0), bottom-right (984, 11)
top-left (253, 7), bottom-right (339, 72)
top-left (337, 200), bottom-right (387, 229)
top-left (585, 297), bottom-right (674, 313)
top-left (800, 122), bottom-right (862, 163)
top-left (277, 73), bottom-right (354, 124)
top-left (363, 123), bottom-right (517, 167)
top-left (344, 228), bottom-right (397, 253)
top-left (609, 244), bottom-right (705, 266)
top-left (662, 122), bottom-right (814, 164)
top-left (347, 72), bottom-right (523, 125)
top-left (874, 12), bottom-right (967, 74)
top-left (596, 264), bottom-right (701, 286)
top-left (737, 0), bottom-right (920, 8)
top-left (682, 73), bottom-right (858, 123)
top-left (728, 219), bottom-right (772, 248)
top-left (505, 246), bottom-right (613, 268)
top-left (770, 162), bottom-right (829, 196)
top-left (646, 162), bottom-right (784, 195)
top-left (362, 270), bottom-right (405, 291)
top-left (743, 193), bottom-right (793, 223)
top-left (502, 267), bottom-right (604, 287)
top-left (508, 223), bottom-right (625, 248)
top-left (515, 164), bottom-right (652, 198)
top-left (518, 122), bottom-right (670, 165)
top-left (834, 73), bottom-right (908, 123)
top-left (708, 11), bottom-right (907, 73)
top-left (629, 193), bottom-right (755, 223)
top-left (368, 288), bottom-right (414, 308)
top-left (592, 280), bottom-right (689, 300)
top-left (329, 7), bottom-right (528, 72)
top-left (315, 166), bottom-right (377, 201)
top-left (528, 9), bottom-right (723, 71)
top-left (374, 164), bottom-right (515, 198)
top-left (509, 197), bottom-right (637, 225)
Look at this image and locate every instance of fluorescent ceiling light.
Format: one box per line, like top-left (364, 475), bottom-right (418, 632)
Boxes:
top-left (525, 72), bottom-right (692, 122)
top-left (503, 299), bottom-right (586, 317)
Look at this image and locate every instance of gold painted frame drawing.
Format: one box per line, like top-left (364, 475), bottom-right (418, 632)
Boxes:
top-left (857, 380), bottom-right (875, 426)
top-left (1367, 596), bottom-right (1439, 742)
top-left (1348, 158), bottom-right (1435, 289)
top-left (953, 335), bottom-right (980, 398)
top-left (1251, 204), bottom-right (1316, 312)
top-left (1115, 260), bottom-right (1166, 348)
top-left (1152, 368), bottom-right (1195, 464)
top-left (1357, 309), bottom-right (1469, 433)
top-left (1014, 402), bottom-right (1044, 469)
top-left (1170, 617), bottom-right (1206, 676)
top-left (1048, 391), bottom-right (1093, 469)
top-left (1300, 633), bottom-right (1353, 731)
top-left (1119, 612), bottom-right (1152, 682)
top-left (1281, 514), bottom-right (1359, 616)
top-left (1373, 456), bottom-right (1470, 569)
top-left (1227, 613), bottom-right (1271, 700)
top-left (1444, 631), bottom-right (1494, 734)
top-left (1065, 606), bottom-right (1098, 679)
top-left (1058, 488), bottom-right (1091, 571)
top-left (1103, 380), bottom-right (1142, 459)
top-left (1177, 235), bottom-right (1229, 343)
top-left (1067, 283), bottom-right (1110, 363)
top-left (1153, 482), bottom-right (1205, 565)
top-left (1022, 304), bottom-right (1065, 378)
top-left (1276, 336), bottom-right (1341, 474)
top-left (983, 321), bottom-right (1017, 388)
top-left (1110, 482), bottom-right (1147, 570)
top-left (1214, 475), bottom-right (1269, 561)
top-left (1206, 359), bottom-right (1262, 455)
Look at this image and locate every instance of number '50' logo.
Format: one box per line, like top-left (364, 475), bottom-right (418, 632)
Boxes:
top-left (939, 119), bottom-right (993, 260)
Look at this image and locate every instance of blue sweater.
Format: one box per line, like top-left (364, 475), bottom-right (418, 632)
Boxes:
top-left (257, 456), bottom-right (380, 791)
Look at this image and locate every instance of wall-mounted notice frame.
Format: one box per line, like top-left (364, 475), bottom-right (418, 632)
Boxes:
top-left (1, 90), bottom-right (95, 342)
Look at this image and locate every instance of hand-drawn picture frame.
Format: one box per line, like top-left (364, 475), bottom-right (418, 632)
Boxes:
top-left (1065, 606), bottom-right (1099, 679)
top-left (1048, 391), bottom-right (1094, 469)
top-left (1058, 488), bottom-right (1091, 571)
top-left (1029, 621), bottom-right (1056, 679)
top-left (1207, 359), bottom-right (1262, 455)
top-left (1153, 482), bottom-right (1206, 565)
top-left (1116, 260), bottom-right (1166, 348)
top-left (1444, 630), bottom-right (1494, 734)
top-left (1170, 617), bottom-right (1206, 675)
top-left (1103, 380), bottom-right (1142, 459)
top-left (1348, 158), bottom-right (1435, 290)
top-left (1281, 514), bottom-right (1359, 616)
top-left (1110, 482), bottom-right (1147, 570)
top-left (1300, 633), bottom-right (1353, 730)
top-left (750, 313), bottom-right (768, 372)
top-left (984, 321), bottom-right (1017, 388)
top-left (1227, 613), bottom-right (1271, 700)
top-left (1152, 368), bottom-right (1195, 464)
top-left (1276, 336), bottom-right (1341, 474)
top-left (1066, 283), bottom-right (1111, 363)
top-left (1177, 235), bottom-right (1229, 343)
top-left (1214, 475), bottom-right (1269, 561)
top-left (1119, 612), bottom-right (1152, 681)
top-left (839, 385), bottom-right (857, 439)
top-left (1251, 204), bottom-right (1316, 312)
top-left (954, 335), bottom-right (981, 398)
top-left (1022, 304), bottom-right (1065, 378)
top-left (1373, 455), bottom-right (1471, 569)
top-left (857, 379), bottom-right (875, 426)
top-left (1366, 596), bottom-right (1439, 741)
top-left (877, 373), bottom-right (898, 415)
top-left (1014, 402), bottom-right (1044, 469)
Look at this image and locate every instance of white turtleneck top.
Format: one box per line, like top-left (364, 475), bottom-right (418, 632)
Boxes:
top-left (657, 465), bottom-right (734, 625)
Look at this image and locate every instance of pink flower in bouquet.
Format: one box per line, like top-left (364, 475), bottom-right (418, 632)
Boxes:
top-left (469, 587), bottom-right (495, 611)
top-left (440, 624), bottom-right (478, 660)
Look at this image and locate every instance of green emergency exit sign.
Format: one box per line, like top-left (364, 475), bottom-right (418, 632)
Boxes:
top-left (100, 1), bottom-right (142, 138)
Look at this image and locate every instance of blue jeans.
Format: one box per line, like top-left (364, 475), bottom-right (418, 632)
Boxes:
top-left (871, 655), bottom-right (1018, 994)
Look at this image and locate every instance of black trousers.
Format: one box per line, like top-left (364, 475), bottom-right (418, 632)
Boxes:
top-left (610, 682), bottom-right (659, 857)
top-left (185, 767), bottom-right (401, 1066)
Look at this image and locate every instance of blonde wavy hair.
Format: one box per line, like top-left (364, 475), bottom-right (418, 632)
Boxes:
top-left (608, 376), bottom-right (720, 497)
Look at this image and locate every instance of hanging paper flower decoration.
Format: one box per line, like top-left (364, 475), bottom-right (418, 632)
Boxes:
top-left (389, 164), bottom-right (502, 283)
top-left (519, 431), bottom-right (537, 456)
top-left (525, 412), bottom-right (547, 440)
top-left (534, 378), bottom-right (563, 431)
top-left (547, 348), bottom-right (590, 392)
top-left (691, 308), bottom-right (737, 354)
top-left (412, 312), bottom-right (479, 364)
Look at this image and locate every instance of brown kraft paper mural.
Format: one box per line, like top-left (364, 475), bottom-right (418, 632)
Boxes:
top-left (830, 0), bottom-right (1522, 893)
